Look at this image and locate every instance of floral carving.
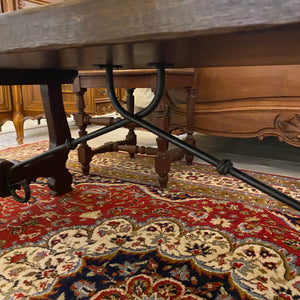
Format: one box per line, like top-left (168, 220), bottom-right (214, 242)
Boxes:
top-left (275, 114), bottom-right (300, 143)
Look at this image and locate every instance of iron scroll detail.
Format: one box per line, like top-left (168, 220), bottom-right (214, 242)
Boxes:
top-left (8, 179), bottom-right (31, 203)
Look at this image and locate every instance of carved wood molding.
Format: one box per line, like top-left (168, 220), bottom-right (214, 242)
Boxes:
top-left (258, 113), bottom-right (300, 147)
top-left (275, 113), bottom-right (300, 145)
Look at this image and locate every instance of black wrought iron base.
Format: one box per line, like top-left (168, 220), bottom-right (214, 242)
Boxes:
top-left (5, 65), bottom-right (300, 212)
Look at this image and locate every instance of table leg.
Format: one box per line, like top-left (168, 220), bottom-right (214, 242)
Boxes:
top-left (74, 87), bottom-right (93, 175)
top-left (185, 86), bottom-right (196, 165)
top-left (124, 88), bottom-right (137, 158)
top-left (40, 83), bottom-right (73, 195)
top-left (10, 85), bottom-right (24, 145)
top-left (154, 92), bottom-right (171, 188)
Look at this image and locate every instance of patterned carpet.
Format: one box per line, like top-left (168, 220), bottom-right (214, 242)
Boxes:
top-left (0, 141), bottom-right (299, 299)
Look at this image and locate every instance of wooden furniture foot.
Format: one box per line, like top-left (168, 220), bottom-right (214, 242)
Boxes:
top-left (155, 136), bottom-right (170, 188)
top-left (47, 163), bottom-right (73, 195)
top-left (77, 143), bottom-right (92, 175)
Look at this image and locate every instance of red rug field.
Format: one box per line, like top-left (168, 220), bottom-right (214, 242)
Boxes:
top-left (0, 141), bottom-right (299, 299)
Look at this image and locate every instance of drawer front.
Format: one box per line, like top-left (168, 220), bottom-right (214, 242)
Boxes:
top-left (0, 86), bottom-right (12, 112)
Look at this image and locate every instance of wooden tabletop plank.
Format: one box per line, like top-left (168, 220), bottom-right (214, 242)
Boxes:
top-left (1, 0), bottom-right (300, 69)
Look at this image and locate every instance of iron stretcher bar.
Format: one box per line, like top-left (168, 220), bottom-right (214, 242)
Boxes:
top-left (104, 65), bottom-right (300, 212)
top-left (8, 65), bottom-right (300, 212)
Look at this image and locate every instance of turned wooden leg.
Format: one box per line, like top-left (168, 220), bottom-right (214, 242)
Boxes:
top-left (77, 141), bottom-right (92, 175)
top-left (40, 83), bottom-right (73, 195)
top-left (13, 111), bottom-right (24, 145)
top-left (11, 85), bottom-right (24, 145)
top-left (125, 88), bottom-right (137, 158)
top-left (155, 136), bottom-right (170, 188)
top-left (185, 86), bottom-right (196, 165)
top-left (73, 85), bottom-right (92, 175)
top-left (153, 92), bottom-right (170, 188)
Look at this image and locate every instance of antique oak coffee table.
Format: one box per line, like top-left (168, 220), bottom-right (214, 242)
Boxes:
top-left (0, 0), bottom-right (299, 211)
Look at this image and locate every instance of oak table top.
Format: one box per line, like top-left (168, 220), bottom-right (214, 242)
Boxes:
top-left (0, 0), bottom-right (300, 70)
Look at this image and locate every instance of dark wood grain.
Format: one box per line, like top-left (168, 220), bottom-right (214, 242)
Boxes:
top-left (0, 68), bottom-right (77, 85)
top-left (0, 0), bottom-right (300, 69)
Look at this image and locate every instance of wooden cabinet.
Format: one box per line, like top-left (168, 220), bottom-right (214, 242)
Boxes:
top-left (0, 0), bottom-right (23, 11)
top-left (0, 0), bottom-right (125, 144)
top-left (0, 82), bottom-right (124, 144)
top-left (20, 84), bottom-right (124, 116)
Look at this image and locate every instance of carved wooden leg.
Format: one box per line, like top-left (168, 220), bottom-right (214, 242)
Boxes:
top-left (40, 83), bottom-right (73, 195)
top-left (74, 86), bottom-right (92, 175)
top-left (13, 111), bottom-right (24, 145)
top-left (11, 85), bottom-right (24, 145)
top-left (154, 93), bottom-right (170, 188)
top-left (185, 87), bottom-right (196, 165)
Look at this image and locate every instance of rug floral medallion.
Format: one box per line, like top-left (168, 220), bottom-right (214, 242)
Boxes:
top-left (0, 142), bottom-right (299, 299)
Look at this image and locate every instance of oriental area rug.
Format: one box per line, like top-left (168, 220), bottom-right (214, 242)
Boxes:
top-left (0, 141), bottom-right (299, 300)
